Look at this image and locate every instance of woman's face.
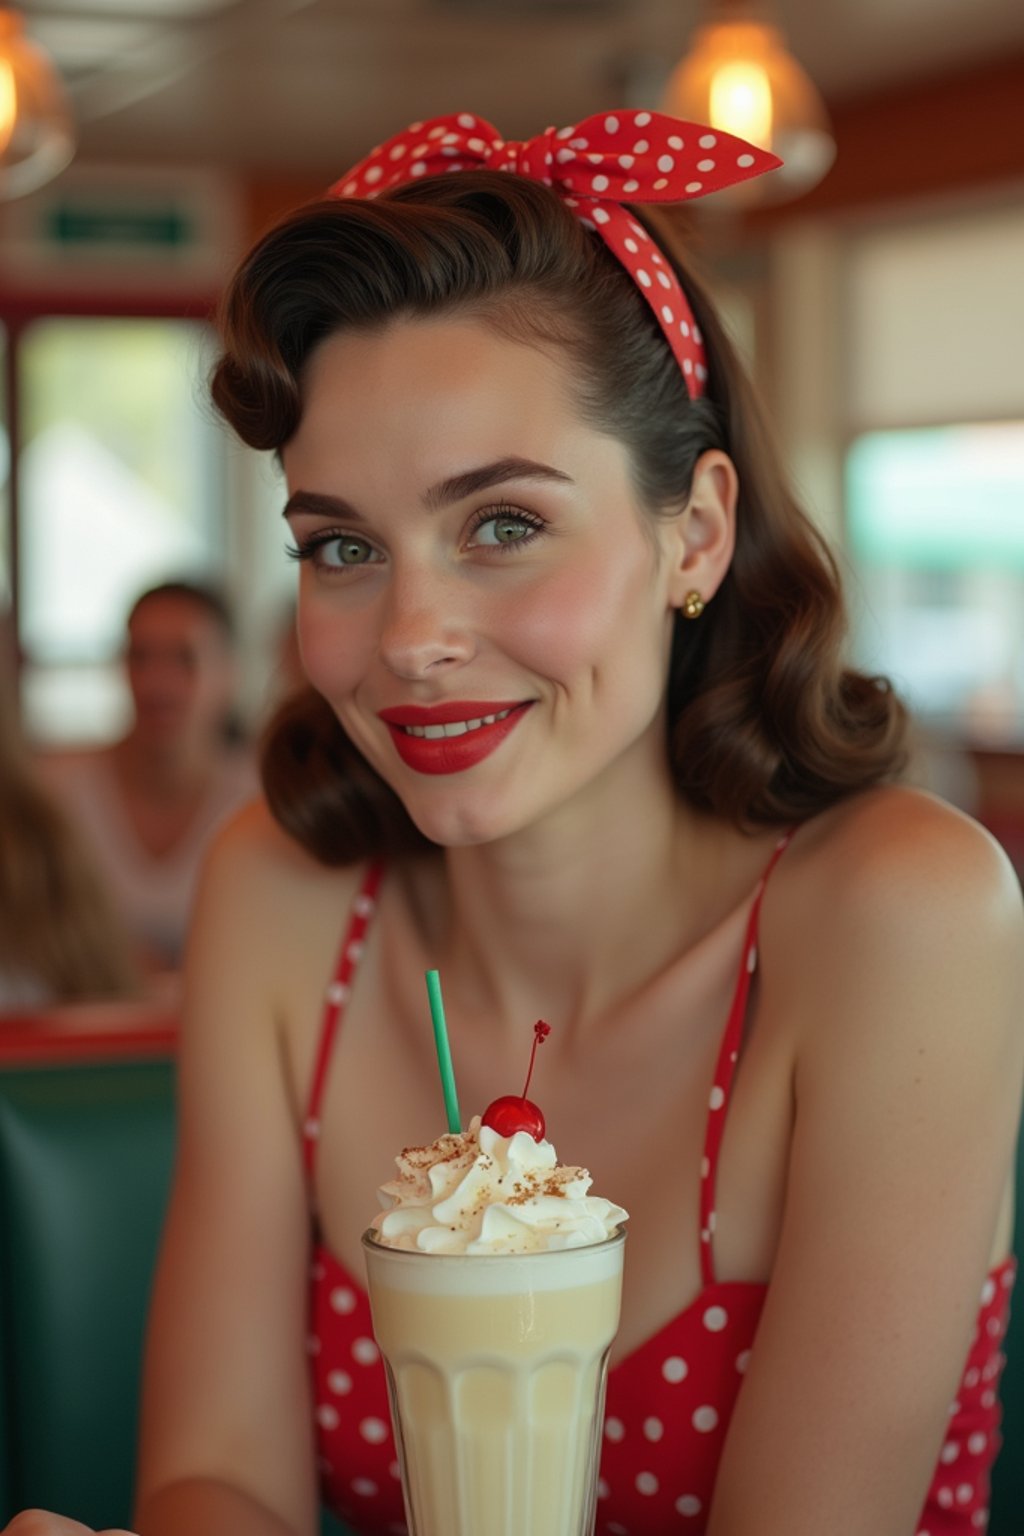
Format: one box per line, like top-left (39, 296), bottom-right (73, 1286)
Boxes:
top-left (125, 596), bottom-right (234, 751)
top-left (283, 316), bottom-right (689, 847)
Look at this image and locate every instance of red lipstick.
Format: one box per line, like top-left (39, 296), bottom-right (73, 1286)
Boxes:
top-left (378, 701), bottom-right (532, 775)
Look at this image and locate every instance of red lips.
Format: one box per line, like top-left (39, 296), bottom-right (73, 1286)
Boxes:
top-left (378, 700), bottom-right (532, 775)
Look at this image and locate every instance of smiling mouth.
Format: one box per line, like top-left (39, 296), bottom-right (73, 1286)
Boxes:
top-left (380, 701), bottom-right (532, 774)
top-left (398, 707), bottom-right (515, 739)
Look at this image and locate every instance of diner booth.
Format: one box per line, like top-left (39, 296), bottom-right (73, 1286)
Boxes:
top-left (1, 9), bottom-right (1022, 1533)
top-left (0, 1012), bottom-right (176, 1526)
top-left (0, 1008), bottom-right (350, 1535)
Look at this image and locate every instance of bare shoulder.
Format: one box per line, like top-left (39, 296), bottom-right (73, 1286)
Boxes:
top-left (199, 796), bottom-right (365, 919)
top-left (186, 797), bottom-right (372, 1025)
top-left (205, 795), bottom-right (332, 882)
top-left (768, 784), bottom-right (1024, 1076)
top-left (785, 783), bottom-right (1022, 942)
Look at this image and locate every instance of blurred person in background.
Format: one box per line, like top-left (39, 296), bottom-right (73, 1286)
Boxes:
top-left (0, 617), bottom-right (138, 1008)
top-left (39, 580), bottom-right (258, 974)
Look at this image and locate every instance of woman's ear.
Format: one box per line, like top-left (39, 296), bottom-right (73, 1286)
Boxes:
top-left (663, 450), bottom-right (738, 611)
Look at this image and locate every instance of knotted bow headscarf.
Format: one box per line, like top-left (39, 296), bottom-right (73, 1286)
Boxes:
top-left (328, 109), bottom-right (780, 399)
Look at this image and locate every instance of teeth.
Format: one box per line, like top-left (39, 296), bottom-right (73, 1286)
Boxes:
top-left (403, 707), bottom-right (513, 739)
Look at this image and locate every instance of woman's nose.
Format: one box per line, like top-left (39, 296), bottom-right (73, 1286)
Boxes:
top-left (377, 565), bottom-right (476, 680)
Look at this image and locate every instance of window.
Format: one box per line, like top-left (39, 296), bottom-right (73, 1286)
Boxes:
top-left (847, 422), bottom-right (1024, 741)
top-left (842, 200), bottom-right (1024, 745)
top-left (16, 316), bottom-right (223, 742)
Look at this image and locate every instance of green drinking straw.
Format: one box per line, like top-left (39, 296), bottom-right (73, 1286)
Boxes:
top-left (425, 969), bottom-right (461, 1134)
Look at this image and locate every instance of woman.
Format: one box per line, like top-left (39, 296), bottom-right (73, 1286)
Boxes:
top-left (38, 580), bottom-right (257, 972)
top-left (9, 111), bottom-right (1022, 1536)
top-left (0, 625), bottom-right (138, 1006)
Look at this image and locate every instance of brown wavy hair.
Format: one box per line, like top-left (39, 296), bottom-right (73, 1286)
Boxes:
top-left (211, 172), bottom-right (907, 864)
top-left (0, 644), bottom-right (139, 1001)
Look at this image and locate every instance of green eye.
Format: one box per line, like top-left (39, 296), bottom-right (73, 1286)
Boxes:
top-left (284, 530), bottom-right (382, 571)
top-left (471, 513), bottom-right (542, 547)
top-left (495, 518), bottom-right (529, 544)
top-left (326, 536), bottom-right (375, 566)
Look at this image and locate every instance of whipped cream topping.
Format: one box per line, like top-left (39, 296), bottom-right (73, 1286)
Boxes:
top-left (370, 1115), bottom-right (628, 1255)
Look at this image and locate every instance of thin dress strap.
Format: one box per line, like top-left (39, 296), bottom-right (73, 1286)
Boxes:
top-left (302, 862), bottom-right (385, 1181)
top-left (699, 830), bottom-right (795, 1287)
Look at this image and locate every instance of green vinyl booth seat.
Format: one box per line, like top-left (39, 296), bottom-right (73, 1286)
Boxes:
top-left (0, 1052), bottom-right (1020, 1535)
top-left (0, 1055), bottom-right (351, 1536)
top-left (0, 1059), bottom-right (174, 1525)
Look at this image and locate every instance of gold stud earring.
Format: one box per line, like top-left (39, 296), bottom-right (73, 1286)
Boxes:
top-left (682, 590), bottom-right (705, 620)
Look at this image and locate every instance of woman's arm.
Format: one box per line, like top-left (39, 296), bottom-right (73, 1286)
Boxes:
top-left (134, 805), bottom-right (337, 1536)
top-left (708, 791), bottom-right (1024, 1535)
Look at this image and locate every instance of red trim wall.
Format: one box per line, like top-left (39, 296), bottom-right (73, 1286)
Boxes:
top-left (0, 1002), bottom-right (177, 1066)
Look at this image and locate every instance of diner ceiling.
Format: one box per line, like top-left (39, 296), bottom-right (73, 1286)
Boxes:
top-left (18, 0), bottom-right (1024, 180)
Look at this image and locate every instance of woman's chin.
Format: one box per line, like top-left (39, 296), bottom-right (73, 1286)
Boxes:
top-left (406, 809), bottom-right (515, 850)
top-left (400, 790), bottom-right (528, 850)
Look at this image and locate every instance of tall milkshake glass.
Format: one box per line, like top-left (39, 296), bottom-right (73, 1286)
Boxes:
top-left (362, 1226), bottom-right (625, 1536)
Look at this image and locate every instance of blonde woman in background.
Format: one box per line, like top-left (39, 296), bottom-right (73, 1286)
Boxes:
top-left (0, 624), bottom-right (138, 1008)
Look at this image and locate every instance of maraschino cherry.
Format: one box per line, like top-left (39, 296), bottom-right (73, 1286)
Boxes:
top-left (482, 1021), bottom-right (551, 1141)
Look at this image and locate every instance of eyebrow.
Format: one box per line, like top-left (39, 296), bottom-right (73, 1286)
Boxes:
top-left (282, 456), bottom-right (574, 520)
top-left (424, 456), bottom-right (574, 510)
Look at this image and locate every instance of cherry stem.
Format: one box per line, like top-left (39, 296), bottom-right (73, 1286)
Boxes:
top-left (521, 1020), bottom-right (551, 1098)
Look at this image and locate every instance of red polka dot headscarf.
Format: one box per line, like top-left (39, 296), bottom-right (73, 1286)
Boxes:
top-left (328, 109), bottom-right (780, 399)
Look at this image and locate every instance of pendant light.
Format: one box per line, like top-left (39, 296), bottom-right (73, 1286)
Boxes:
top-left (661, 0), bottom-right (835, 202)
top-left (0, 7), bottom-right (75, 200)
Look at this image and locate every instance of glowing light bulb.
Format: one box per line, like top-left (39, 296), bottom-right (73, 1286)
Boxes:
top-left (0, 56), bottom-right (16, 156)
top-left (0, 8), bottom-right (75, 198)
top-left (709, 59), bottom-right (773, 147)
top-left (659, 14), bottom-right (835, 202)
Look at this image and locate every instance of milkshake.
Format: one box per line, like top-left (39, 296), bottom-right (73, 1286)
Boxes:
top-left (363, 1114), bottom-right (628, 1536)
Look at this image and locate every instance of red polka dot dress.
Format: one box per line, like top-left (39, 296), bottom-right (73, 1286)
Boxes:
top-left (303, 846), bottom-right (1014, 1535)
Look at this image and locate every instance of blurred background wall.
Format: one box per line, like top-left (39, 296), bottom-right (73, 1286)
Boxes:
top-left (1, 0), bottom-right (1023, 865)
